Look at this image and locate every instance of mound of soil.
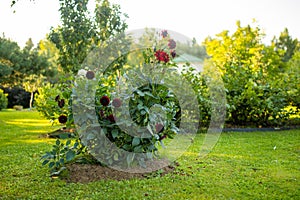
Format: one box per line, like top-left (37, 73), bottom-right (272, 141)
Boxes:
top-left (64, 161), bottom-right (177, 183)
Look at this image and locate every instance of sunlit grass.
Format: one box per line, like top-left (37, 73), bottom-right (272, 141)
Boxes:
top-left (0, 109), bottom-right (59, 148)
top-left (0, 110), bottom-right (299, 199)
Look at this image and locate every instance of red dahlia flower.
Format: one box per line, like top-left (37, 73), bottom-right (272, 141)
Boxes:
top-left (154, 50), bottom-right (170, 63)
top-left (112, 98), bottom-right (122, 108)
top-left (100, 96), bottom-right (110, 106)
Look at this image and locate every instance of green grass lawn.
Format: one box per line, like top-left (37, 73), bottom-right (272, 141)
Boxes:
top-left (0, 110), bottom-right (299, 199)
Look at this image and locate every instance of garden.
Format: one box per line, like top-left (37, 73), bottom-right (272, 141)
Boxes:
top-left (0, 110), bottom-right (299, 199)
top-left (1, 0), bottom-right (300, 199)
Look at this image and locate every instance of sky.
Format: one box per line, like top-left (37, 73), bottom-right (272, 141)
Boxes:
top-left (0, 0), bottom-right (300, 47)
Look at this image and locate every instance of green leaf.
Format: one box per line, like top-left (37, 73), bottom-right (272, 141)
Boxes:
top-left (42, 159), bottom-right (49, 166)
top-left (66, 140), bottom-right (71, 146)
top-left (59, 158), bottom-right (65, 165)
top-left (48, 162), bottom-right (55, 168)
top-left (138, 158), bottom-right (147, 168)
top-left (59, 133), bottom-right (69, 139)
top-left (113, 153), bottom-right (119, 161)
top-left (136, 90), bottom-right (144, 96)
top-left (133, 145), bottom-right (143, 153)
top-left (147, 144), bottom-right (156, 151)
top-left (62, 91), bottom-right (70, 99)
top-left (137, 104), bottom-right (143, 110)
top-left (86, 113), bottom-right (94, 119)
top-left (126, 153), bottom-right (135, 166)
top-left (122, 144), bottom-right (131, 151)
top-left (132, 137), bottom-right (140, 146)
top-left (87, 133), bottom-right (95, 140)
top-left (55, 139), bottom-right (60, 146)
top-left (66, 150), bottom-right (76, 162)
top-left (140, 110), bottom-right (146, 115)
top-left (55, 161), bottom-right (61, 167)
top-left (144, 91), bottom-right (155, 98)
top-left (41, 152), bottom-right (52, 159)
top-left (73, 142), bottom-right (79, 148)
top-left (112, 129), bottom-right (119, 139)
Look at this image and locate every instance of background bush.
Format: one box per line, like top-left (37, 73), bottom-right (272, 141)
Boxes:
top-left (0, 89), bottom-right (8, 111)
top-left (34, 83), bottom-right (70, 124)
top-left (0, 87), bottom-right (30, 108)
top-left (203, 21), bottom-right (299, 127)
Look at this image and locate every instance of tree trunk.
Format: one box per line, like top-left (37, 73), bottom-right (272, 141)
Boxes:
top-left (29, 92), bottom-right (34, 109)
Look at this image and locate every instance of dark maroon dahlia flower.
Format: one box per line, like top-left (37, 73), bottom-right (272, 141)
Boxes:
top-left (86, 70), bottom-right (95, 79)
top-left (168, 39), bottom-right (176, 49)
top-left (112, 98), bottom-right (122, 108)
top-left (58, 115), bottom-right (68, 124)
top-left (100, 96), bottom-right (110, 106)
top-left (155, 123), bottom-right (164, 133)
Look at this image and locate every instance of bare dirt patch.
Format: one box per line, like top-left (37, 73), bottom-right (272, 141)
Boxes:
top-left (64, 161), bottom-right (177, 183)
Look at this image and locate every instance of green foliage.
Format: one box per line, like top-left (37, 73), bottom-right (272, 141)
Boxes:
top-left (49, 0), bottom-right (93, 74)
top-left (0, 36), bottom-right (54, 87)
top-left (49, 0), bottom-right (128, 74)
top-left (0, 36), bottom-right (20, 85)
top-left (93, 82), bottom-right (180, 166)
top-left (44, 0), bottom-right (128, 124)
top-left (35, 80), bottom-right (91, 175)
top-left (40, 0), bottom-right (129, 174)
top-left (204, 21), bottom-right (297, 127)
top-left (286, 51), bottom-right (300, 109)
top-left (272, 28), bottom-right (300, 63)
top-left (0, 89), bottom-right (8, 110)
top-left (34, 82), bottom-right (70, 124)
top-left (75, 33), bottom-right (181, 168)
top-left (94, 0), bottom-right (128, 42)
top-left (37, 38), bottom-right (61, 82)
top-left (41, 138), bottom-right (84, 176)
top-left (180, 65), bottom-right (211, 128)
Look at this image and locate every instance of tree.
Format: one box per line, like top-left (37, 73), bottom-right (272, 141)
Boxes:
top-left (0, 35), bottom-right (21, 85)
top-left (176, 37), bottom-right (207, 59)
top-left (41, 0), bottom-right (128, 130)
top-left (49, 0), bottom-right (94, 74)
top-left (273, 28), bottom-right (299, 63)
top-left (0, 36), bottom-right (53, 86)
top-left (38, 38), bottom-right (61, 83)
top-left (49, 0), bottom-right (128, 74)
